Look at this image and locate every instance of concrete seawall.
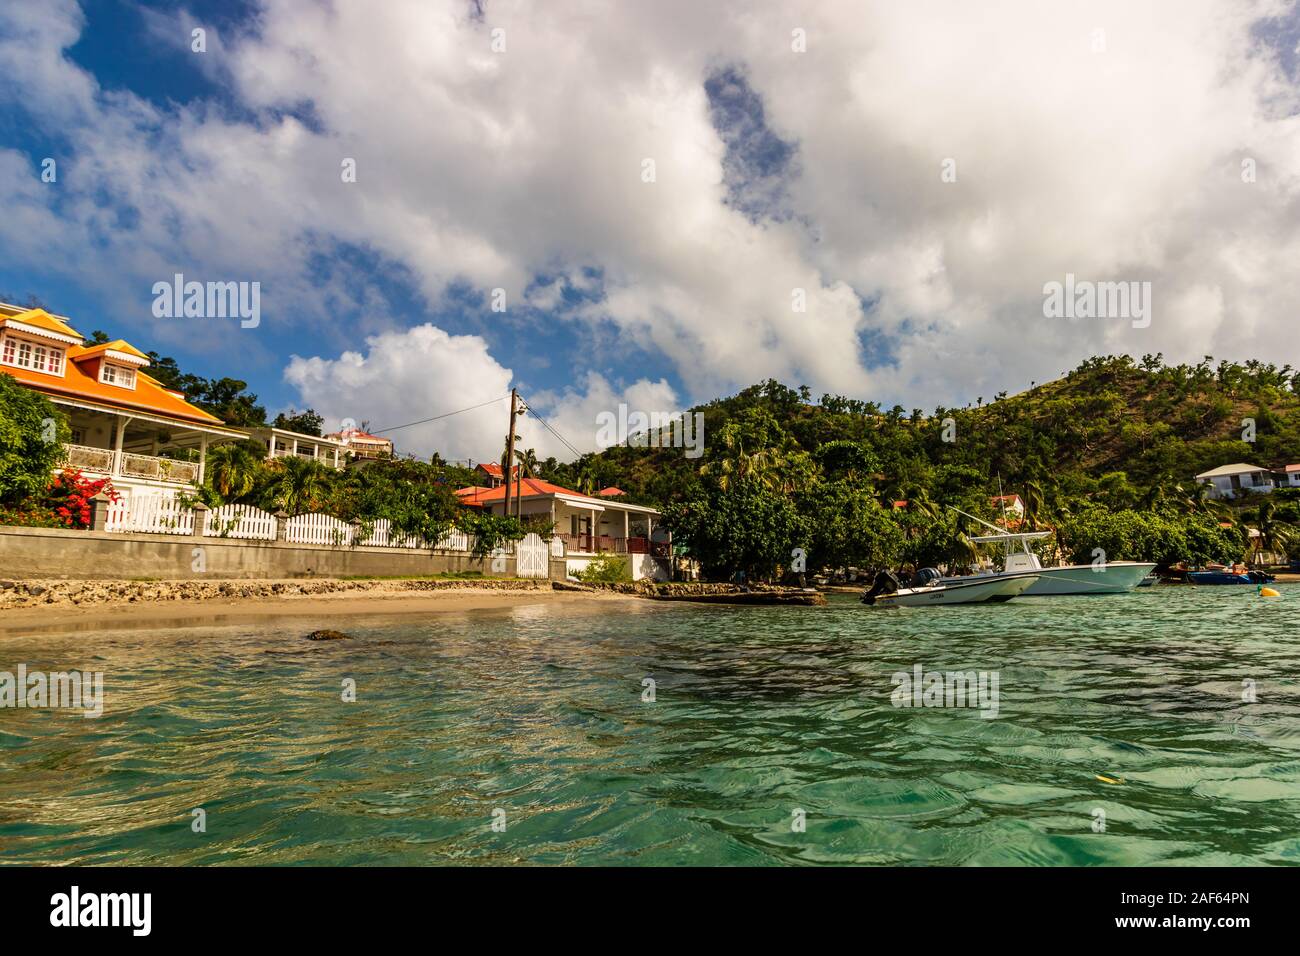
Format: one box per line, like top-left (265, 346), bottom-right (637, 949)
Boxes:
top-left (0, 525), bottom-right (567, 582)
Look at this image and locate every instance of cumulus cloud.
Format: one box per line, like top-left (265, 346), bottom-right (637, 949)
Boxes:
top-left (282, 324), bottom-right (679, 462)
top-left (3, 0), bottom-right (1300, 425)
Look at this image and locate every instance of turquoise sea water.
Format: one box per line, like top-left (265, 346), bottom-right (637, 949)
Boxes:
top-left (1, 586), bottom-right (1298, 866)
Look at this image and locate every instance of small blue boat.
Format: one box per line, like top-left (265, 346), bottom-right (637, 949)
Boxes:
top-left (1187, 570), bottom-right (1275, 585)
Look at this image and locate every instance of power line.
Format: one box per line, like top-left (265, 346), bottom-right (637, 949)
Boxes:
top-left (371, 394), bottom-right (510, 436)
top-left (517, 396), bottom-right (585, 460)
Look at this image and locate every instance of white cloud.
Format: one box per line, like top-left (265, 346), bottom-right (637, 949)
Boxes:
top-left (3, 0), bottom-right (1300, 417)
top-left (282, 324), bottom-right (679, 462)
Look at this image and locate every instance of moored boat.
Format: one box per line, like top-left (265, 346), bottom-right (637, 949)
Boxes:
top-left (1187, 569), bottom-right (1275, 585)
top-left (861, 568), bottom-right (1036, 607)
top-left (942, 512), bottom-right (1156, 596)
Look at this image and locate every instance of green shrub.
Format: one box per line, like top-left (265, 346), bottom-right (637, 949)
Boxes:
top-left (575, 552), bottom-right (631, 584)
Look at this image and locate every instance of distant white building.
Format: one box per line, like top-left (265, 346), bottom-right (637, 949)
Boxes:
top-left (243, 426), bottom-right (347, 469)
top-left (1277, 464), bottom-right (1300, 489)
top-left (1194, 463), bottom-right (1276, 499)
top-left (323, 426), bottom-right (394, 461)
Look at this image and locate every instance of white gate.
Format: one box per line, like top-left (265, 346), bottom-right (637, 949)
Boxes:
top-left (515, 532), bottom-right (549, 578)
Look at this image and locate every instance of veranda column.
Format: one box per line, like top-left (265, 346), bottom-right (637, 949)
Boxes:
top-left (623, 510), bottom-right (629, 550)
top-left (112, 416), bottom-right (131, 476)
top-left (198, 434), bottom-right (208, 486)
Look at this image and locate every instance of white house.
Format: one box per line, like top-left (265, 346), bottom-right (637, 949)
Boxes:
top-left (243, 426), bottom-right (347, 469)
top-left (1194, 463), bottom-right (1276, 499)
top-left (456, 477), bottom-right (669, 581)
top-left (1276, 464), bottom-right (1300, 489)
top-left (322, 426), bottom-right (394, 461)
top-left (1, 304), bottom-right (247, 501)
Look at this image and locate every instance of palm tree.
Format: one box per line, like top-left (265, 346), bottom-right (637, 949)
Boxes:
top-left (266, 456), bottom-right (332, 515)
top-left (1021, 480), bottom-right (1046, 530)
top-left (1251, 500), bottom-right (1295, 566)
top-left (205, 443), bottom-right (257, 502)
top-left (515, 447), bottom-right (540, 480)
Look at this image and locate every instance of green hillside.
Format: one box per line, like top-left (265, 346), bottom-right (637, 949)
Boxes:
top-left (540, 354), bottom-right (1300, 577)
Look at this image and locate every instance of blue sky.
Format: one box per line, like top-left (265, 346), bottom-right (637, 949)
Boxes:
top-left (2, 1), bottom-right (1298, 460)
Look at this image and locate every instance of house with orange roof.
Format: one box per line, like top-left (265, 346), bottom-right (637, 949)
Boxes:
top-left (455, 476), bottom-right (669, 580)
top-left (473, 462), bottom-right (517, 487)
top-left (0, 303), bottom-right (246, 499)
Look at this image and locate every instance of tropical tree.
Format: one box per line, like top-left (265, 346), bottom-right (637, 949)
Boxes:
top-left (515, 447), bottom-right (540, 480)
top-left (1250, 499), bottom-right (1295, 565)
top-left (262, 456), bottom-right (334, 515)
top-left (0, 373), bottom-right (69, 505)
top-left (203, 443), bottom-right (259, 502)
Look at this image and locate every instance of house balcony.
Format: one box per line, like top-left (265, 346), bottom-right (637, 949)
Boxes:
top-left (557, 533), bottom-right (670, 557)
top-left (64, 442), bottom-right (199, 485)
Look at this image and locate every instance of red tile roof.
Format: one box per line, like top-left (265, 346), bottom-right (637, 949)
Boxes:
top-left (456, 477), bottom-right (586, 506)
top-left (596, 486), bottom-right (626, 497)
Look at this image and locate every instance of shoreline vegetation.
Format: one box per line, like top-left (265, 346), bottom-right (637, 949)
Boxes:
top-left (4, 353), bottom-right (1300, 582)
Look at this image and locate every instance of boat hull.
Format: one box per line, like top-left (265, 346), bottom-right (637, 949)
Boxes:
top-left (1187, 570), bottom-right (1275, 585)
top-left (873, 575), bottom-right (1033, 607)
top-left (942, 562), bottom-right (1156, 596)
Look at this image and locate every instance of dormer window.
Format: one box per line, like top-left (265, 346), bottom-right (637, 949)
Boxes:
top-left (0, 333), bottom-right (65, 376)
top-left (100, 363), bottom-right (137, 389)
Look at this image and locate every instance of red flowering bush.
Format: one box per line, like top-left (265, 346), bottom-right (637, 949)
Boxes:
top-left (42, 467), bottom-right (120, 529)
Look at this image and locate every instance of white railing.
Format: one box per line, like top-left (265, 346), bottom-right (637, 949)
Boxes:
top-left (204, 504), bottom-right (277, 540)
top-left (285, 512), bottom-right (353, 546)
top-left (65, 443), bottom-right (114, 472)
top-left (63, 444), bottom-right (198, 484)
top-left (120, 452), bottom-right (199, 484)
top-left (105, 495), bottom-right (194, 535)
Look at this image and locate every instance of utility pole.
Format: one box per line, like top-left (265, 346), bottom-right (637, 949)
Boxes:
top-left (503, 388), bottom-right (518, 519)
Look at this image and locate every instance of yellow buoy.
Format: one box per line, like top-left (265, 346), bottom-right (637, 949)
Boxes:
top-left (1260, 587), bottom-right (1280, 598)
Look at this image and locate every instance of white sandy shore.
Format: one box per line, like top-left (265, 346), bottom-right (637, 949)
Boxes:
top-left (0, 580), bottom-right (645, 635)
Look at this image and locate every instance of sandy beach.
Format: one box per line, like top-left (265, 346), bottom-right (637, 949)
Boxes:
top-left (0, 580), bottom-right (647, 636)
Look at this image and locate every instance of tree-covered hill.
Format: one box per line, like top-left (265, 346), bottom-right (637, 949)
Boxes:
top-left (539, 354), bottom-right (1300, 577)
top-left (547, 354), bottom-right (1300, 511)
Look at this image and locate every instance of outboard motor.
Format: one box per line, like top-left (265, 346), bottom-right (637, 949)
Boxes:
top-left (862, 569), bottom-right (903, 605)
top-left (910, 567), bottom-right (942, 588)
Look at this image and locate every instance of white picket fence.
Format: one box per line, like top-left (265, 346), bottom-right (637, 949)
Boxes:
top-left (102, 497), bottom-right (501, 555)
top-left (204, 504), bottom-right (277, 540)
top-left (285, 512), bottom-right (353, 546)
top-left (105, 496), bottom-right (194, 535)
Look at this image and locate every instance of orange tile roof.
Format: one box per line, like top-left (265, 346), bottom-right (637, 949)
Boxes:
top-left (0, 307), bottom-right (225, 427)
top-left (0, 308), bottom-right (82, 341)
top-left (74, 339), bottom-right (150, 362)
top-left (597, 486), bottom-right (626, 497)
top-left (456, 477), bottom-right (587, 506)
top-left (2, 361), bottom-right (226, 426)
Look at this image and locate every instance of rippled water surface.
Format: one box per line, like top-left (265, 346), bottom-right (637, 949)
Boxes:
top-left (2, 586), bottom-right (1299, 865)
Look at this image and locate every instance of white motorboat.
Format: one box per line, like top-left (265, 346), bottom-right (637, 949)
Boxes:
top-left (942, 512), bottom-right (1156, 596)
top-left (862, 568), bottom-right (1037, 607)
